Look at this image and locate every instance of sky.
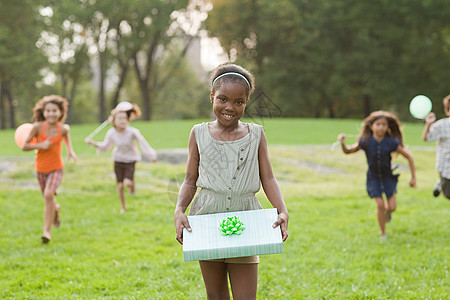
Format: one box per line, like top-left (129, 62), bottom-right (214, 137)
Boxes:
top-left (200, 35), bottom-right (228, 71)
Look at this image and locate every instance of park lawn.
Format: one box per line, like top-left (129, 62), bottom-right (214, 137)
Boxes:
top-left (0, 118), bottom-right (448, 299)
top-left (1, 117), bottom-right (429, 157)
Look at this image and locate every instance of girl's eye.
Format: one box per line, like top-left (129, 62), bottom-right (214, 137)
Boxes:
top-left (219, 97), bottom-right (226, 102)
top-left (236, 100), bottom-right (244, 105)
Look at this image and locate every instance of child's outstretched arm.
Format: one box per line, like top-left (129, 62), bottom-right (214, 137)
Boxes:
top-left (85, 129), bottom-right (114, 152)
top-left (337, 133), bottom-right (360, 154)
top-left (258, 130), bottom-right (289, 242)
top-left (174, 129), bottom-right (199, 244)
top-left (422, 112), bottom-right (436, 141)
top-left (62, 124), bottom-right (77, 163)
top-left (134, 129), bottom-right (157, 162)
top-left (396, 145), bottom-right (416, 187)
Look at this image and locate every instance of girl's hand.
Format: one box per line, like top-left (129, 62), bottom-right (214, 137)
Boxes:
top-left (174, 211), bottom-right (192, 245)
top-left (337, 133), bottom-right (346, 143)
top-left (68, 150), bottom-right (78, 163)
top-left (410, 177), bottom-right (416, 188)
top-left (273, 212), bottom-right (289, 242)
top-left (424, 112), bottom-right (436, 125)
top-left (40, 139), bottom-right (51, 150)
top-left (85, 138), bottom-right (96, 146)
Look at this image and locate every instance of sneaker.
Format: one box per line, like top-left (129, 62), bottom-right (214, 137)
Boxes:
top-left (386, 211), bottom-right (392, 223)
top-left (433, 179), bottom-right (441, 197)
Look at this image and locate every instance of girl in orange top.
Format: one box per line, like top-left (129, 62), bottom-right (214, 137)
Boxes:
top-left (23, 95), bottom-right (77, 243)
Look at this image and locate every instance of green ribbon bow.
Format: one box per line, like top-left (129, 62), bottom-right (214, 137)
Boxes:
top-left (219, 216), bottom-right (245, 236)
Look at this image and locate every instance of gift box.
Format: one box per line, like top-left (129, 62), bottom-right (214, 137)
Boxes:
top-left (183, 208), bottom-right (283, 262)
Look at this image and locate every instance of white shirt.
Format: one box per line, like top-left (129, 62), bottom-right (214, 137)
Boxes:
top-left (426, 117), bottom-right (450, 179)
top-left (97, 126), bottom-right (157, 163)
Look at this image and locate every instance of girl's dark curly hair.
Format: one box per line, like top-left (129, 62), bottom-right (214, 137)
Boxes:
top-left (359, 110), bottom-right (404, 149)
top-left (31, 95), bottom-right (69, 123)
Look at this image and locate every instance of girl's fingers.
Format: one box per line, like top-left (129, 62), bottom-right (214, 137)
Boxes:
top-left (272, 214), bottom-right (288, 242)
top-left (175, 215), bottom-right (192, 245)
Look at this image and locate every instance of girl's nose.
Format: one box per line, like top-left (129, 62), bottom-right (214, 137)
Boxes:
top-left (224, 102), bottom-right (234, 110)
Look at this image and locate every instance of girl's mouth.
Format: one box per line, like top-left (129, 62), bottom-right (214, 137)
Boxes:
top-left (222, 113), bottom-right (234, 120)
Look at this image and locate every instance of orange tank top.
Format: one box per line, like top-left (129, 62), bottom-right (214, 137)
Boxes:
top-left (35, 121), bottom-right (64, 173)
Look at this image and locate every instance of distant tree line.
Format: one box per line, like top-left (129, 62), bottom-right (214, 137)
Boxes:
top-left (1, 0), bottom-right (449, 129)
top-left (0, 0), bottom-right (209, 129)
top-left (207, 0), bottom-right (450, 120)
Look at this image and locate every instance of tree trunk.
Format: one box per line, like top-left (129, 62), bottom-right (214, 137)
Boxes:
top-left (139, 76), bottom-right (151, 121)
top-left (132, 51), bottom-right (152, 121)
top-left (67, 77), bottom-right (78, 124)
top-left (328, 101), bottom-right (335, 118)
top-left (363, 94), bottom-right (371, 117)
top-left (7, 88), bottom-right (15, 129)
top-left (111, 60), bottom-right (130, 109)
top-left (0, 82), bottom-right (5, 129)
top-left (61, 75), bottom-right (68, 99)
top-left (98, 52), bottom-right (106, 122)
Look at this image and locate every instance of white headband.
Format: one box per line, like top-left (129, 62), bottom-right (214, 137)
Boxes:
top-left (212, 72), bottom-right (251, 89)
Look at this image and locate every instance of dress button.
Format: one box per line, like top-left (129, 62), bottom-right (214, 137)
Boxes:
top-left (228, 197), bottom-right (231, 200)
top-left (237, 167), bottom-right (240, 170)
top-left (233, 177), bottom-right (236, 179)
top-left (226, 208), bottom-right (229, 211)
top-left (240, 148), bottom-right (244, 151)
top-left (240, 157), bottom-right (243, 161)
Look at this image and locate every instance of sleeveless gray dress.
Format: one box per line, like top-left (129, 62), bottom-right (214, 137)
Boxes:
top-left (189, 122), bottom-right (263, 216)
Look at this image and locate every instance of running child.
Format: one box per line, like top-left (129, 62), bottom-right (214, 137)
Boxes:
top-left (22, 95), bottom-right (77, 243)
top-left (85, 103), bottom-right (157, 213)
top-left (422, 94), bottom-right (450, 199)
top-left (338, 110), bottom-right (416, 240)
top-left (174, 63), bottom-right (289, 299)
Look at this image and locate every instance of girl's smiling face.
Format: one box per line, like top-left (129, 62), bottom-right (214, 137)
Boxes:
top-left (370, 117), bottom-right (389, 139)
top-left (113, 111), bottom-right (129, 131)
top-left (210, 82), bottom-right (248, 126)
top-left (43, 102), bottom-right (62, 124)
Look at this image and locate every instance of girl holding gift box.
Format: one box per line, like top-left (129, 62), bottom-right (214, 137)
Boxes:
top-left (338, 111), bottom-right (416, 240)
top-left (85, 103), bottom-right (157, 213)
top-left (174, 63), bottom-right (289, 299)
top-left (22, 95), bottom-right (77, 243)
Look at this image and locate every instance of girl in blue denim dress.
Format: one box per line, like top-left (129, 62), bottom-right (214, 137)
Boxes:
top-left (338, 111), bottom-right (416, 240)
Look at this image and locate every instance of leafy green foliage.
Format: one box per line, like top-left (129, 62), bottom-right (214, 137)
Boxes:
top-left (206, 0), bottom-right (450, 119)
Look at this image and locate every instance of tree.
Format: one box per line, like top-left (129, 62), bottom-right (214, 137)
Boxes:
top-left (206, 0), bottom-right (450, 119)
top-left (0, 0), bottom-right (45, 129)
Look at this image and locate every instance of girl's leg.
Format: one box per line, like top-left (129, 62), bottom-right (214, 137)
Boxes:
top-left (124, 178), bottom-right (135, 195)
top-left (228, 263), bottom-right (258, 300)
top-left (54, 202), bottom-right (61, 227)
top-left (42, 188), bottom-right (56, 239)
top-left (386, 193), bottom-right (397, 215)
top-left (117, 182), bottom-right (126, 213)
top-left (374, 197), bottom-right (386, 237)
top-left (386, 193), bottom-right (397, 222)
top-left (199, 261), bottom-right (230, 300)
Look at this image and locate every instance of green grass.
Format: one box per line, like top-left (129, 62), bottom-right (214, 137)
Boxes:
top-left (2, 118), bottom-right (429, 157)
top-left (0, 118), bottom-right (448, 299)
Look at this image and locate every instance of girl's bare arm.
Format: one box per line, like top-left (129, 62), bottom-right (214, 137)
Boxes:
top-left (337, 133), bottom-right (360, 154)
top-left (174, 129), bottom-right (199, 244)
top-left (258, 130), bottom-right (289, 242)
top-left (396, 145), bottom-right (416, 187)
top-left (62, 124), bottom-right (77, 162)
top-left (22, 123), bottom-right (50, 151)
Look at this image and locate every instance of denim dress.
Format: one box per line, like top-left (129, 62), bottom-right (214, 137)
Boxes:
top-left (359, 136), bottom-right (400, 198)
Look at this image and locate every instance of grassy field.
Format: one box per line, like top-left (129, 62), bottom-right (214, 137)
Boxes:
top-left (0, 118), bottom-right (448, 299)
